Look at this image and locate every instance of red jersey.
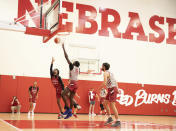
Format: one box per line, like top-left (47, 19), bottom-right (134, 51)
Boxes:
top-left (12, 99), bottom-right (19, 106)
top-left (89, 91), bottom-right (97, 101)
top-left (29, 86), bottom-right (39, 98)
top-left (50, 64), bottom-right (64, 90)
top-left (51, 77), bottom-right (62, 92)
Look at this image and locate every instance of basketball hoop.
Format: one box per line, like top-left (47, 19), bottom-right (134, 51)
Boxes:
top-left (56, 32), bottom-right (71, 43)
top-left (80, 70), bottom-right (94, 75)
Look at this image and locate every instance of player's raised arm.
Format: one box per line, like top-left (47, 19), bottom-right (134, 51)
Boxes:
top-left (50, 57), bottom-right (55, 77)
top-left (62, 44), bottom-right (71, 65)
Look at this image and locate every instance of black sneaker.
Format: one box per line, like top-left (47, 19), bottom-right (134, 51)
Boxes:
top-left (104, 117), bottom-right (113, 125)
top-left (111, 121), bottom-right (121, 127)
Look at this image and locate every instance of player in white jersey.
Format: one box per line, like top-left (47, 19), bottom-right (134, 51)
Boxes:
top-left (101, 63), bottom-right (121, 127)
top-left (61, 44), bottom-right (80, 119)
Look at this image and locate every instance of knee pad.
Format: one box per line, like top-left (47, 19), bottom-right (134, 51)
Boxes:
top-left (100, 104), bottom-right (104, 110)
top-left (73, 103), bottom-right (78, 108)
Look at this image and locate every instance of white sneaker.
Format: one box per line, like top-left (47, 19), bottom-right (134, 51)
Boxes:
top-left (92, 113), bottom-right (96, 116)
top-left (31, 112), bottom-right (34, 116)
top-left (89, 113), bottom-right (92, 116)
top-left (28, 112), bottom-right (30, 118)
top-left (77, 105), bottom-right (82, 110)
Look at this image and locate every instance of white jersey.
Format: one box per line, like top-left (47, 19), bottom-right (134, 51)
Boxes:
top-left (69, 66), bottom-right (79, 81)
top-left (100, 89), bottom-right (107, 98)
top-left (106, 70), bottom-right (117, 88)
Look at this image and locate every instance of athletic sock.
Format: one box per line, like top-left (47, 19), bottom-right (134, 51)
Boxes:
top-left (32, 103), bottom-right (36, 112)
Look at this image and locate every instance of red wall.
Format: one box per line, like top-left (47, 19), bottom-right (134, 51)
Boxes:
top-left (0, 75), bottom-right (176, 116)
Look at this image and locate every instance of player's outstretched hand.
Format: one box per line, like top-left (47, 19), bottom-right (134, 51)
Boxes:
top-left (51, 57), bottom-right (55, 64)
top-left (62, 43), bottom-right (65, 48)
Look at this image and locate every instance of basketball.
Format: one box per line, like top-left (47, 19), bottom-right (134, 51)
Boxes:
top-left (54, 37), bottom-right (60, 44)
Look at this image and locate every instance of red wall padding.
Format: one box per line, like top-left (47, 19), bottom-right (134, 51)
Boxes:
top-left (0, 75), bottom-right (176, 116)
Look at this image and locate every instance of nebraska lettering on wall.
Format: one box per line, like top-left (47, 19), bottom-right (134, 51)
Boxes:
top-left (17, 0), bottom-right (176, 44)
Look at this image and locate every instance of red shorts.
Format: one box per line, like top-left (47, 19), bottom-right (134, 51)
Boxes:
top-left (29, 97), bottom-right (37, 103)
top-left (56, 89), bottom-right (62, 99)
top-left (106, 87), bottom-right (118, 102)
top-left (100, 97), bottom-right (105, 104)
top-left (68, 81), bottom-right (78, 93)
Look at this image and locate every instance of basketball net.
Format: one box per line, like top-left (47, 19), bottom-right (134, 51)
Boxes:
top-left (56, 32), bottom-right (71, 44)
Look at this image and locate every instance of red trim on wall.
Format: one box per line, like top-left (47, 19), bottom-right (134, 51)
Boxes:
top-left (0, 75), bottom-right (175, 116)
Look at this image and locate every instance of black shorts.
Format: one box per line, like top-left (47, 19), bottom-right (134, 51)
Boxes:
top-left (90, 101), bottom-right (95, 105)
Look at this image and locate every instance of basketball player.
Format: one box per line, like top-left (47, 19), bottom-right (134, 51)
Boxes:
top-left (50, 57), bottom-right (65, 119)
top-left (88, 88), bottom-right (99, 116)
top-left (11, 96), bottom-right (21, 114)
top-left (28, 81), bottom-right (39, 117)
top-left (61, 44), bottom-right (80, 119)
top-left (99, 88), bottom-right (107, 115)
top-left (101, 63), bottom-right (121, 127)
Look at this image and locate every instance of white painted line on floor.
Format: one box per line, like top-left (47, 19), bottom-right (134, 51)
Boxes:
top-left (0, 119), bottom-right (23, 131)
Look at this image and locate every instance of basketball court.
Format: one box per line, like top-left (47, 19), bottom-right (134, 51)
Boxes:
top-left (0, 113), bottom-right (176, 131)
top-left (0, 0), bottom-right (176, 131)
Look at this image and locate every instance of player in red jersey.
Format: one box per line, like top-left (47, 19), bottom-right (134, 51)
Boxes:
top-left (11, 96), bottom-right (21, 114)
top-left (88, 88), bottom-right (99, 116)
top-left (28, 81), bottom-right (39, 117)
top-left (61, 44), bottom-right (80, 119)
top-left (101, 63), bottom-right (121, 127)
top-left (50, 57), bottom-right (65, 119)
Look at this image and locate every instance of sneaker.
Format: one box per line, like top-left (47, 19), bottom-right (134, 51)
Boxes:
top-left (111, 121), bottom-right (121, 127)
top-left (104, 117), bottom-right (113, 125)
top-left (92, 113), bottom-right (96, 116)
top-left (63, 109), bottom-right (71, 115)
top-left (89, 113), bottom-right (92, 116)
top-left (31, 112), bottom-right (34, 116)
top-left (77, 105), bottom-right (82, 110)
top-left (73, 114), bottom-right (77, 118)
top-left (99, 111), bottom-right (102, 115)
top-left (64, 112), bottom-right (72, 119)
top-left (58, 113), bottom-right (63, 119)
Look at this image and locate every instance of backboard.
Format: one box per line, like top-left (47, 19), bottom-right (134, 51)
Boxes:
top-left (68, 43), bottom-right (102, 76)
top-left (43, 0), bottom-right (62, 43)
top-left (0, 0), bottom-right (63, 43)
